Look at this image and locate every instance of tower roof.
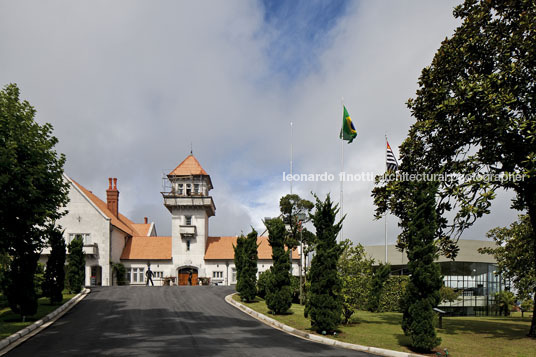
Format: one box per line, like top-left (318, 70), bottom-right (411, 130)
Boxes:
top-left (168, 155), bottom-right (208, 176)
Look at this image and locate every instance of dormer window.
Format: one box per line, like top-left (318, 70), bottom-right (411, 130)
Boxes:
top-left (185, 215), bottom-right (192, 225)
top-left (194, 183), bottom-right (200, 194)
top-left (178, 184), bottom-right (183, 195)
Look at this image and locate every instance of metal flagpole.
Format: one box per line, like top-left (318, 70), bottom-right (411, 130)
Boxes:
top-left (384, 134), bottom-right (388, 264)
top-left (290, 122), bottom-right (293, 194)
top-left (340, 99), bottom-right (344, 242)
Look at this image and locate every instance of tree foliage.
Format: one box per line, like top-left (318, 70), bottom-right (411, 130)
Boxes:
top-left (378, 275), bottom-right (409, 313)
top-left (493, 291), bottom-right (516, 317)
top-left (279, 194), bottom-right (314, 249)
top-left (0, 83), bottom-right (69, 318)
top-left (338, 240), bottom-right (373, 324)
top-left (367, 263), bottom-right (391, 312)
top-left (479, 214), bottom-right (536, 334)
top-left (42, 227), bottom-right (66, 304)
top-left (371, 0), bottom-right (536, 338)
top-left (233, 234), bottom-right (246, 292)
top-left (401, 182), bottom-right (443, 352)
top-left (307, 194), bottom-right (343, 333)
top-left (112, 262), bottom-right (127, 286)
top-left (236, 229), bottom-right (258, 302)
top-left (440, 286), bottom-right (461, 304)
top-left (66, 235), bottom-right (85, 293)
top-left (265, 218), bottom-right (292, 314)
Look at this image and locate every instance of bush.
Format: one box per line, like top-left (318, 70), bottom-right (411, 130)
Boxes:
top-left (66, 235), bottom-right (85, 293)
top-left (493, 291), bottom-right (515, 316)
top-left (112, 263), bottom-right (127, 286)
top-left (257, 270), bottom-right (272, 299)
top-left (367, 263), bottom-right (390, 312)
top-left (378, 275), bottom-right (409, 312)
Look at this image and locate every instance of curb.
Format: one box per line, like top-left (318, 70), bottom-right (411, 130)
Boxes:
top-left (0, 288), bottom-right (91, 355)
top-left (225, 294), bottom-right (426, 357)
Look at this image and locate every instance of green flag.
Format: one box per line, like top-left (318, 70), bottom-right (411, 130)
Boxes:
top-left (340, 105), bottom-right (357, 143)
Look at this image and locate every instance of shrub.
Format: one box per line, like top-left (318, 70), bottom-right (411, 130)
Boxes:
top-left (257, 270), bottom-right (272, 299)
top-left (378, 275), bottom-right (409, 313)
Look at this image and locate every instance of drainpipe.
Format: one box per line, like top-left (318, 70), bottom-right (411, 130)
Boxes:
top-left (226, 261), bottom-right (229, 286)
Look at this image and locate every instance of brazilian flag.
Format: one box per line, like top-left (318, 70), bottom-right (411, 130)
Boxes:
top-left (340, 105), bottom-right (357, 143)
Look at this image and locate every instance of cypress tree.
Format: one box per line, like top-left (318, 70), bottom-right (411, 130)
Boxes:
top-left (265, 218), bottom-right (292, 314)
top-left (66, 235), bottom-right (85, 293)
top-left (237, 229), bottom-right (259, 302)
top-left (401, 182), bottom-right (442, 352)
top-left (42, 227), bottom-right (66, 304)
top-left (233, 234), bottom-right (246, 292)
top-left (307, 194), bottom-right (343, 333)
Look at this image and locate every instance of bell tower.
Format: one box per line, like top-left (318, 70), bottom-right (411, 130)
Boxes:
top-left (162, 155), bottom-right (215, 278)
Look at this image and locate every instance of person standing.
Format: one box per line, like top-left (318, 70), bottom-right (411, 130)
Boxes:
top-left (146, 265), bottom-right (154, 286)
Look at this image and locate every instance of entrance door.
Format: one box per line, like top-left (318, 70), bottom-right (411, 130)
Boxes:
top-left (178, 268), bottom-right (198, 286)
top-left (90, 266), bottom-right (102, 286)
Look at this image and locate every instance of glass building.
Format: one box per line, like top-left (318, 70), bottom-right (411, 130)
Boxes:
top-left (365, 240), bottom-right (509, 316)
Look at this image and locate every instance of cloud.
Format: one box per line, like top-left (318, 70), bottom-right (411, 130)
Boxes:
top-left (0, 0), bottom-right (520, 244)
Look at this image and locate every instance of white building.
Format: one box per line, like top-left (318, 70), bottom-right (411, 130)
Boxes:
top-left (41, 154), bottom-right (299, 286)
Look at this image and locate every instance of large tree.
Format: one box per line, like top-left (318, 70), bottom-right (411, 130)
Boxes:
top-left (279, 194), bottom-right (314, 304)
top-left (0, 83), bottom-right (69, 317)
top-left (264, 218), bottom-right (292, 314)
top-left (372, 0), bottom-right (536, 337)
top-left (479, 215), bottom-right (536, 333)
top-left (233, 234), bottom-right (246, 294)
top-left (401, 182), bottom-right (443, 352)
top-left (42, 226), bottom-right (66, 304)
top-left (306, 194), bottom-right (343, 333)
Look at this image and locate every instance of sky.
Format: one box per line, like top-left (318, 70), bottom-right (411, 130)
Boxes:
top-left (0, 0), bottom-right (520, 246)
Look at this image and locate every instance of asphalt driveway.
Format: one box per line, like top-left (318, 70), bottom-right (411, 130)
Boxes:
top-left (6, 286), bottom-right (371, 356)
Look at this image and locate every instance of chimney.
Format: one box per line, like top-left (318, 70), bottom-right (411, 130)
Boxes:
top-left (106, 177), bottom-right (119, 217)
top-left (144, 217), bottom-right (148, 224)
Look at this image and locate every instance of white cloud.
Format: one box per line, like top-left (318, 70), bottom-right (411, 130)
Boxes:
top-left (0, 0), bottom-right (520, 244)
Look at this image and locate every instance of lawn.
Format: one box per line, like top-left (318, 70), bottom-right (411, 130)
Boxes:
top-left (0, 293), bottom-right (76, 340)
top-left (233, 295), bottom-right (536, 357)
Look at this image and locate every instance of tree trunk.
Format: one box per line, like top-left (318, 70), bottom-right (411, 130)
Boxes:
top-left (526, 193), bottom-right (536, 338)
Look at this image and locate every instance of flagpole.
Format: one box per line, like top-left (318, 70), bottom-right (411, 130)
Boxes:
top-left (290, 122), bottom-right (293, 194)
top-left (385, 134), bottom-right (388, 264)
top-left (340, 99), bottom-right (344, 242)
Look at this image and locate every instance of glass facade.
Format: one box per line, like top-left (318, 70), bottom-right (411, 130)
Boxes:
top-left (439, 262), bottom-right (509, 316)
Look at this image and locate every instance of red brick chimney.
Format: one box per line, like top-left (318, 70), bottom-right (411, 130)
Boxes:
top-left (144, 217), bottom-right (148, 224)
top-left (106, 177), bottom-right (119, 217)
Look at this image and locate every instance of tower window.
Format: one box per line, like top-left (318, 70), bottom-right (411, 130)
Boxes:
top-left (186, 240), bottom-right (191, 251)
top-left (186, 184), bottom-right (191, 196)
top-left (185, 215), bottom-right (192, 225)
top-left (194, 183), bottom-right (200, 194)
top-left (178, 184), bottom-right (183, 195)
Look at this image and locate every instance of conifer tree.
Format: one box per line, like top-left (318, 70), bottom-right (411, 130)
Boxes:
top-left (265, 218), bottom-right (292, 314)
top-left (307, 194), bottom-right (343, 333)
top-left (401, 182), bottom-right (442, 352)
top-left (233, 234), bottom-right (245, 291)
top-left (238, 229), bottom-right (259, 302)
top-left (66, 235), bottom-right (85, 293)
top-left (42, 227), bottom-right (66, 304)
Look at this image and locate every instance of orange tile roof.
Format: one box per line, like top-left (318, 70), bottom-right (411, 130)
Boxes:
top-left (205, 236), bottom-right (300, 260)
top-left (70, 178), bottom-right (137, 235)
top-left (132, 223), bottom-right (152, 236)
top-left (168, 155), bottom-right (208, 176)
top-left (120, 236), bottom-right (172, 260)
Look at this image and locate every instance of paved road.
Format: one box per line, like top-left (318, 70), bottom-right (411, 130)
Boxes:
top-left (7, 287), bottom-right (372, 356)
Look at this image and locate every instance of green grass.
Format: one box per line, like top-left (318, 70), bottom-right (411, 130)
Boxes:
top-left (0, 293), bottom-right (76, 340)
top-left (233, 295), bottom-right (536, 357)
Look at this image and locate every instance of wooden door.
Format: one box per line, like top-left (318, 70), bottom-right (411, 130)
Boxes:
top-left (178, 268), bottom-right (198, 286)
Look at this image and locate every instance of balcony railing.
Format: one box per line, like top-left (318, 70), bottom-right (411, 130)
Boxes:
top-left (179, 225), bottom-right (197, 238)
